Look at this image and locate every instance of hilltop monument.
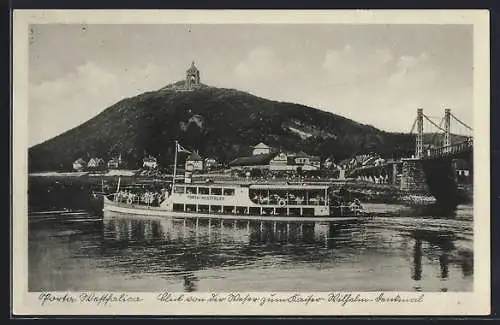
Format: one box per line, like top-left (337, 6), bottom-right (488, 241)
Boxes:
top-left (186, 61), bottom-right (201, 90)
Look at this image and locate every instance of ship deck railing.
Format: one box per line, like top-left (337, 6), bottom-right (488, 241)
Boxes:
top-left (107, 196), bottom-right (364, 217)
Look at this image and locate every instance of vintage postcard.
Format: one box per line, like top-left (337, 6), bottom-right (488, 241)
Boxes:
top-left (12, 10), bottom-right (490, 316)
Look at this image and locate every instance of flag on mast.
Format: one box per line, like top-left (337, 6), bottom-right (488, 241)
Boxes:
top-left (176, 143), bottom-right (191, 154)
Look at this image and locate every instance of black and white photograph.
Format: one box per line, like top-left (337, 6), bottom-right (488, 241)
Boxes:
top-left (12, 10), bottom-right (490, 316)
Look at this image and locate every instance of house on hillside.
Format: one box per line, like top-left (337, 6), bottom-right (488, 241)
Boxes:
top-left (87, 157), bottom-right (105, 170)
top-left (229, 152), bottom-right (278, 171)
top-left (252, 142), bottom-right (272, 156)
top-left (310, 156), bottom-right (321, 169)
top-left (230, 149), bottom-right (322, 172)
top-left (287, 151), bottom-right (320, 170)
top-left (204, 157), bottom-right (219, 170)
top-left (143, 155), bottom-right (158, 169)
top-left (185, 151), bottom-right (203, 171)
top-left (293, 151), bottom-right (310, 165)
top-left (269, 152), bottom-right (289, 171)
top-left (72, 158), bottom-right (87, 171)
top-left (323, 157), bottom-right (335, 169)
top-left (107, 155), bottom-right (123, 169)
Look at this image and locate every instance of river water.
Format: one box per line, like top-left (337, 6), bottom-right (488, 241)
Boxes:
top-left (28, 200), bottom-right (473, 292)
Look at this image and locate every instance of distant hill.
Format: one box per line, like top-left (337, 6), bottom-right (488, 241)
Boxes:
top-left (28, 83), bottom-right (464, 172)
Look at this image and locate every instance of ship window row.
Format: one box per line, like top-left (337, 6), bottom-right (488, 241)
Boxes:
top-left (172, 203), bottom-right (315, 216)
top-left (174, 186), bottom-right (235, 196)
top-left (248, 189), bottom-right (328, 206)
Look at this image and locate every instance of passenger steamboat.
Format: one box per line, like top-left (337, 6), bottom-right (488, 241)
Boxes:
top-left (102, 142), bottom-right (366, 221)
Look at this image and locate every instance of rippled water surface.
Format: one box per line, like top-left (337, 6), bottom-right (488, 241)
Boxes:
top-left (29, 203), bottom-right (473, 292)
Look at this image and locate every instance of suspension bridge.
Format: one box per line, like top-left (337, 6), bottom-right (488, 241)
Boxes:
top-left (348, 107), bottom-right (473, 205)
top-left (410, 108), bottom-right (473, 160)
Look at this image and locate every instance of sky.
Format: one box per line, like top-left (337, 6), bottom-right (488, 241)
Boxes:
top-left (28, 24), bottom-right (473, 146)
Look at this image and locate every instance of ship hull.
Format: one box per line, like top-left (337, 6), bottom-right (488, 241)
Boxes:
top-left (103, 197), bottom-right (365, 222)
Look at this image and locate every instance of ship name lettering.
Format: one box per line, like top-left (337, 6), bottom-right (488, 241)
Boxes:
top-left (187, 195), bottom-right (224, 201)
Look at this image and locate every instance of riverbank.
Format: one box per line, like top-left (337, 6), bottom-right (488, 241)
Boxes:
top-left (338, 181), bottom-right (438, 205)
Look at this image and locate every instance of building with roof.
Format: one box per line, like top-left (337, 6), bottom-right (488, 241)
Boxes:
top-left (72, 158), bottom-right (87, 171)
top-left (323, 157), bottom-right (336, 169)
top-left (293, 151), bottom-right (310, 165)
top-left (185, 151), bottom-right (203, 171)
top-left (269, 152), bottom-right (288, 170)
top-left (229, 150), bottom-right (321, 172)
top-left (204, 157), bottom-right (220, 170)
top-left (87, 157), bottom-right (105, 170)
top-left (107, 155), bottom-right (123, 169)
top-left (309, 156), bottom-right (321, 169)
top-left (252, 142), bottom-right (272, 156)
top-left (453, 159), bottom-right (471, 183)
top-left (143, 155), bottom-right (158, 169)
top-left (229, 152), bottom-right (278, 171)
top-left (286, 151), bottom-right (321, 170)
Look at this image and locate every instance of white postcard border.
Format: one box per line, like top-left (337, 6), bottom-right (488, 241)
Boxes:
top-left (12, 9), bottom-right (491, 316)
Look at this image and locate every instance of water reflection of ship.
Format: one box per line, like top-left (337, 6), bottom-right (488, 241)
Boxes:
top-left (104, 215), bottom-right (164, 242)
top-left (100, 213), bottom-right (368, 292)
top-left (102, 212), bottom-right (365, 248)
top-left (410, 229), bottom-right (473, 291)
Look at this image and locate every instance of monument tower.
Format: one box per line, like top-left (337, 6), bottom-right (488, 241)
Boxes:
top-left (186, 61), bottom-right (200, 90)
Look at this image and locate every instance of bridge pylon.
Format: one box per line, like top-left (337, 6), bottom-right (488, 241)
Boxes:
top-left (444, 107), bottom-right (451, 152)
top-left (415, 108), bottom-right (424, 159)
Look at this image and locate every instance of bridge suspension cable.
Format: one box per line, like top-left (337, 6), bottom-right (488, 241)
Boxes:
top-left (451, 119), bottom-right (473, 139)
top-left (423, 114), bottom-right (446, 132)
top-left (450, 112), bottom-right (473, 131)
top-left (409, 116), bottom-right (418, 134)
top-left (424, 115), bottom-right (443, 120)
top-left (426, 116), bottom-right (445, 149)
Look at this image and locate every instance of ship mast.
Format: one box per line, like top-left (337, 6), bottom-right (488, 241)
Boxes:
top-left (172, 140), bottom-right (178, 190)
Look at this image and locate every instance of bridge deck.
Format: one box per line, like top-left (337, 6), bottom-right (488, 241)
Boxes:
top-left (422, 139), bottom-right (473, 160)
